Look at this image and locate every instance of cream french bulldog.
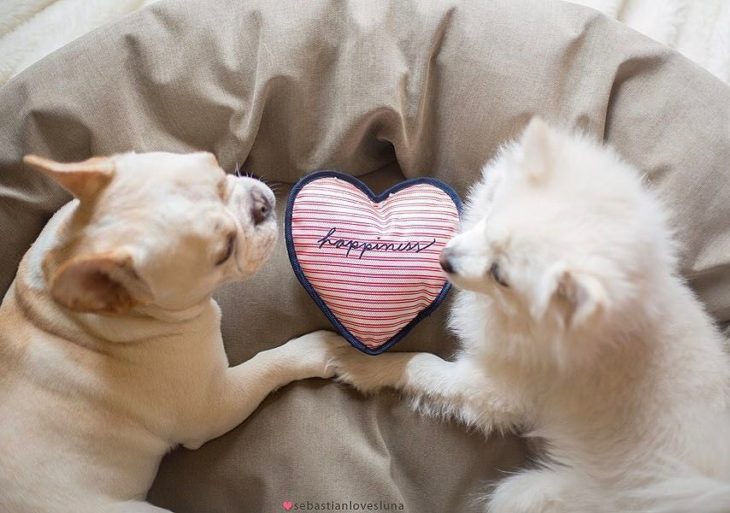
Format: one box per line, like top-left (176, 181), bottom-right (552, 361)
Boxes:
top-left (0, 152), bottom-right (343, 513)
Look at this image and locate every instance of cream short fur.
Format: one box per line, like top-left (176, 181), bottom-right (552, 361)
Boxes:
top-left (0, 152), bottom-right (344, 513)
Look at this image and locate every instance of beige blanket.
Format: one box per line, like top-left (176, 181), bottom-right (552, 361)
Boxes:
top-left (1, 1), bottom-right (729, 511)
top-left (3, 0), bottom-right (729, 88)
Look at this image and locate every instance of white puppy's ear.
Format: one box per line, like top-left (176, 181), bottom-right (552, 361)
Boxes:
top-left (49, 250), bottom-right (153, 314)
top-left (23, 155), bottom-right (114, 200)
top-left (520, 117), bottom-right (554, 181)
top-left (533, 263), bottom-right (606, 328)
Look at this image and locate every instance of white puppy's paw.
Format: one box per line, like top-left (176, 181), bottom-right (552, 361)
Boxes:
top-left (329, 345), bottom-right (411, 394)
top-left (281, 330), bottom-right (349, 380)
top-left (487, 469), bottom-right (571, 513)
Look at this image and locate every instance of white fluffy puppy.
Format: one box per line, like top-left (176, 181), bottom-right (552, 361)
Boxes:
top-left (329, 118), bottom-right (730, 513)
top-left (0, 152), bottom-right (341, 513)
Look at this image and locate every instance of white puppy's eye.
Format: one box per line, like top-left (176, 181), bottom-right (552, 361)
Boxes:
top-left (216, 233), bottom-right (236, 266)
top-left (489, 262), bottom-right (509, 287)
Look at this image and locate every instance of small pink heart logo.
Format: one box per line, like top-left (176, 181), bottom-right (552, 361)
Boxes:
top-left (282, 501), bottom-right (293, 511)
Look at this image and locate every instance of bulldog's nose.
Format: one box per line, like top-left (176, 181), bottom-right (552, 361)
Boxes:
top-left (439, 247), bottom-right (455, 274)
top-left (250, 188), bottom-right (274, 225)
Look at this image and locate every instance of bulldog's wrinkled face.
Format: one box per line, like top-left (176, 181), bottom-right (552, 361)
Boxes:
top-left (24, 151), bottom-right (277, 314)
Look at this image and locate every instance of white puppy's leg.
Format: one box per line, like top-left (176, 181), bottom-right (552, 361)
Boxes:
top-left (184, 330), bottom-right (344, 449)
top-left (487, 468), bottom-right (582, 513)
top-left (331, 348), bottom-right (520, 431)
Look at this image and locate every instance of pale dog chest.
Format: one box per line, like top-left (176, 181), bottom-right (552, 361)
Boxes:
top-left (4, 317), bottom-right (227, 443)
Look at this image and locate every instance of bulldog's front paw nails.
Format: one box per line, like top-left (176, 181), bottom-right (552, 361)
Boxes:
top-left (329, 345), bottom-right (406, 394)
top-left (283, 330), bottom-right (348, 379)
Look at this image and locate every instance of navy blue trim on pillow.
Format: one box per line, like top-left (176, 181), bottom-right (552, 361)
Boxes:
top-left (285, 170), bottom-right (463, 356)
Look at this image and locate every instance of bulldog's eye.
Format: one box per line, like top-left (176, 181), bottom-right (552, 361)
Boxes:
top-left (216, 233), bottom-right (236, 266)
top-left (489, 262), bottom-right (509, 287)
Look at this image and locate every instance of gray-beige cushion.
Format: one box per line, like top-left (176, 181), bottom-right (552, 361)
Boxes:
top-left (1, 0), bottom-right (729, 511)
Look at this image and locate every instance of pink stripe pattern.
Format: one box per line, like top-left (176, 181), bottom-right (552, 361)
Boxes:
top-left (288, 175), bottom-right (460, 352)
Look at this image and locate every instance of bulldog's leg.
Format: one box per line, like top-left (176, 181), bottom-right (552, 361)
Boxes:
top-left (183, 330), bottom-right (344, 449)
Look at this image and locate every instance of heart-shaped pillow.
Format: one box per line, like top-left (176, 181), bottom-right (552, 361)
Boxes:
top-left (285, 171), bottom-right (461, 354)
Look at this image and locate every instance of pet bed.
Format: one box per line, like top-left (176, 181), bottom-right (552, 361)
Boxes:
top-left (1, 1), bottom-right (729, 511)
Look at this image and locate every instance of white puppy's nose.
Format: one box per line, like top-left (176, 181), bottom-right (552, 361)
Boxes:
top-left (440, 247), bottom-right (455, 274)
top-left (249, 187), bottom-right (274, 225)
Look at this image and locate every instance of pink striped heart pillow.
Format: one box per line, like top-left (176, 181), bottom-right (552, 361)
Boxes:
top-left (285, 171), bottom-right (461, 354)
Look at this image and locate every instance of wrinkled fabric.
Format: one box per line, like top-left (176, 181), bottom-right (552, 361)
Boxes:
top-left (0, 0), bottom-right (729, 511)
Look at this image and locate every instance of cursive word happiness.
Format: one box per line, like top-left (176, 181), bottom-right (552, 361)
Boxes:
top-left (316, 227), bottom-right (436, 259)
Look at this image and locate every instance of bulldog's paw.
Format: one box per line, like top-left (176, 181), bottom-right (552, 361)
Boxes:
top-left (281, 330), bottom-right (349, 380)
top-left (328, 345), bottom-right (411, 394)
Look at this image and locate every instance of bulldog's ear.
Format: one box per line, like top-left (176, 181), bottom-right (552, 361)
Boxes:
top-left (195, 151), bottom-right (219, 167)
top-left (48, 250), bottom-right (152, 314)
top-left (23, 155), bottom-right (115, 200)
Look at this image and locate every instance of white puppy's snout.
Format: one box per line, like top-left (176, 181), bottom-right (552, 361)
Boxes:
top-left (441, 232), bottom-right (469, 274)
top-left (438, 227), bottom-right (497, 292)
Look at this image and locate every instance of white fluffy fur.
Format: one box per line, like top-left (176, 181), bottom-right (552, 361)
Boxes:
top-left (0, 0), bottom-right (56, 38)
top-left (571, 0), bottom-right (730, 83)
top-left (0, 0), bottom-right (158, 86)
top-left (330, 118), bottom-right (730, 512)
